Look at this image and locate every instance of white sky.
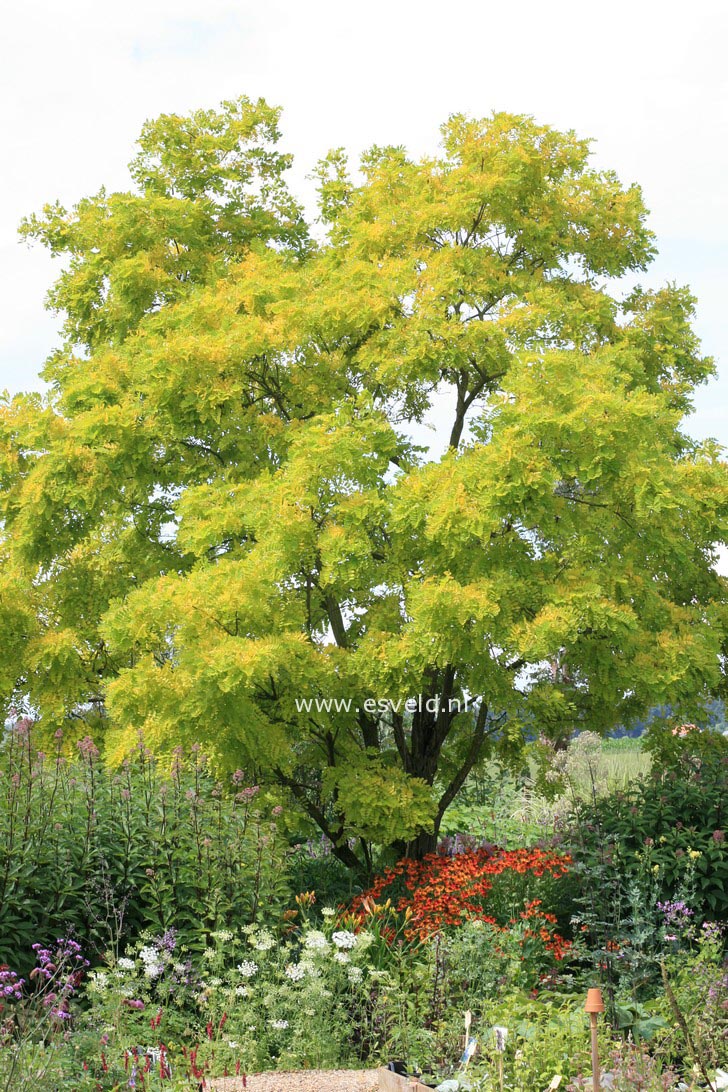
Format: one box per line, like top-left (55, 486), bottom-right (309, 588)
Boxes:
top-left (1, 0), bottom-right (726, 470)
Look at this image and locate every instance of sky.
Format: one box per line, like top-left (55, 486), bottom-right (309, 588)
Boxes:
top-left (1, 0), bottom-right (726, 456)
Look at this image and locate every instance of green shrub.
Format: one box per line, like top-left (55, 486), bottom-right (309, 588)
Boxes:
top-left (0, 722), bottom-right (291, 970)
top-left (558, 723), bottom-right (727, 1010)
top-left (565, 723), bottom-right (727, 920)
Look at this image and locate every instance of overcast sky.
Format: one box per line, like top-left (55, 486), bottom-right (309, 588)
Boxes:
top-left (1, 0), bottom-right (726, 460)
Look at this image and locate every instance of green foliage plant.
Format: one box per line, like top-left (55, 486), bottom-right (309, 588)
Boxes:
top-left (0, 721), bottom-right (290, 970)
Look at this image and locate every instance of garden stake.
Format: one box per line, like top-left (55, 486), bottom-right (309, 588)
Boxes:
top-left (584, 988), bottom-right (604, 1092)
top-left (493, 1026), bottom-right (508, 1092)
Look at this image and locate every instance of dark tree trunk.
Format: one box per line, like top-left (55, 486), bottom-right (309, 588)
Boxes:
top-left (406, 824), bottom-right (441, 859)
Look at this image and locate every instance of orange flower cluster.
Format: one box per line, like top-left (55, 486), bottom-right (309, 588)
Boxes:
top-left (351, 847), bottom-right (572, 952)
top-left (517, 899), bottom-right (571, 961)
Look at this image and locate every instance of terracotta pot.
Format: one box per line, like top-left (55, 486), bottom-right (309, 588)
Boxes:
top-left (584, 987), bottom-right (605, 1013)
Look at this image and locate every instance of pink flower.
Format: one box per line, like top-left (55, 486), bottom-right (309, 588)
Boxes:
top-left (76, 736), bottom-right (100, 759)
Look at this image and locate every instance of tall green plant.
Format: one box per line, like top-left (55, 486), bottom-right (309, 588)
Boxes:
top-left (0, 721), bottom-right (291, 969)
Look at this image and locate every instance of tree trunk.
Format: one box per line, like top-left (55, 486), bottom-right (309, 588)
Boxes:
top-left (406, 823), bottom-right (440, 859)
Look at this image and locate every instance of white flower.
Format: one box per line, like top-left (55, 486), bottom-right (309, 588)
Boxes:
top-left (252, 931), bottom-right (275, 952)
top-left (211, 930), bottom-right (233, 943)
top-left (321, 907), bottom-right (336, 918)
top-left (209, 977), bottom-right (222, 987)
top-left (138, 945), bottom-right (159, 964)
top-left (347, 966), bottom-right (364, 984)
top-left (144, 963), bottom-right (164, 979)
top-left (334, 951), bottom-right (350, 964)
top-left (202, 947), bottom-right (216, 962)
top-left (270, 1019), bottom-right (289, 1030)
top-left (355, 931), bottom-right (374, 950)
top-left (235, 985), bottom-right (250, 997)
top-left (304, 930), bottom-right (329, 950)
top-left (226, 1040), bottom-right (239, 1049)
top-left (88, 971), bottom-right (109, 992)
top-left (173, 963), bottom-right (187, 975)
top-left (367, 969), bottom-right (390, 982)
top-left (117, 957), bottom-right (136, 972)
top-left (285, 963), bottom-right (306, 981)
top-left (237, 960), bottom-right (259, 978)
top-left (332, 930), bottom-right (357, 950)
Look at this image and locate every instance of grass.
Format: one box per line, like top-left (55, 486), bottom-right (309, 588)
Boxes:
top-left (441, 738), bottom-right (649, 847)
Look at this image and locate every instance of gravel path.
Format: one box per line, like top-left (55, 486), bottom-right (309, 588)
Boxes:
top-left (209, 1070), bottom-right (382, 1091)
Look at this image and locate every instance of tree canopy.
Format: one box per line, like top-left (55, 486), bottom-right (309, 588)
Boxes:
top-left (2, 97), bottom-right (727, 866)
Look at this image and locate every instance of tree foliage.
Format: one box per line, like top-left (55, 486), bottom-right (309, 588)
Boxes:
top-left (2, 98), bottom-right (727, 865)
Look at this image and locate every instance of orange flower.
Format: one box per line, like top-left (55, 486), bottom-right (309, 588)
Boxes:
top-left (350, 846), bottom-right (572, 949)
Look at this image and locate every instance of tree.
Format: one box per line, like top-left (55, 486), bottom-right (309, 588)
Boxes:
top-left (1, 99), bottom-right (727, 869)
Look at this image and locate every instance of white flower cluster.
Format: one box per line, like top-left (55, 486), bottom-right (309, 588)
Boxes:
top-left (270, 1019), bottom-right (289, 1030)
top-left (139, 945), bottom-right (164, 979)
top-left (321, 907), bottom-right (336, 918)
top-left (87, 971), bottom-right (109, 993)
top-left (303, 930), bottom-right (329, 951)
top-left (332, 930), bottom-right (357, 950)
top-left (210, 930), bottom-right (233, 943)
top-left (252, 931), bottom-right (275, 952)
top-left (117, 957), bottom-right (136, 972)
top-left (285, 962), bottom-right (306, 981)
top-left (237, 960), bottom-right (259, 978)
top-left (347, 966), bottom-right (364, 984)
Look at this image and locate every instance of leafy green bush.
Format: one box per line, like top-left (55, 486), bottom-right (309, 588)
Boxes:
top-left (556, 724), bottom-right (727, 1015)
top-left (565, 723), bottom-right (727, 922)
top-left (652, 926), bottom-right (728, 1077)
top-left (0, 722), bottom-right (291, 970)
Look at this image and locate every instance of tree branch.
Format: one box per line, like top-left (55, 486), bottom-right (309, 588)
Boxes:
top-left (436, 703), bottom-right (503, 821)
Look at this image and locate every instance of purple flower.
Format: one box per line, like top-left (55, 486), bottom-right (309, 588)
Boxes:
top-left (158, 928), bottom-right (177, 953)
top-left (701, 921), bottom-right (724, 942)
top-left (657, 899), bottom-right (694, 926)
